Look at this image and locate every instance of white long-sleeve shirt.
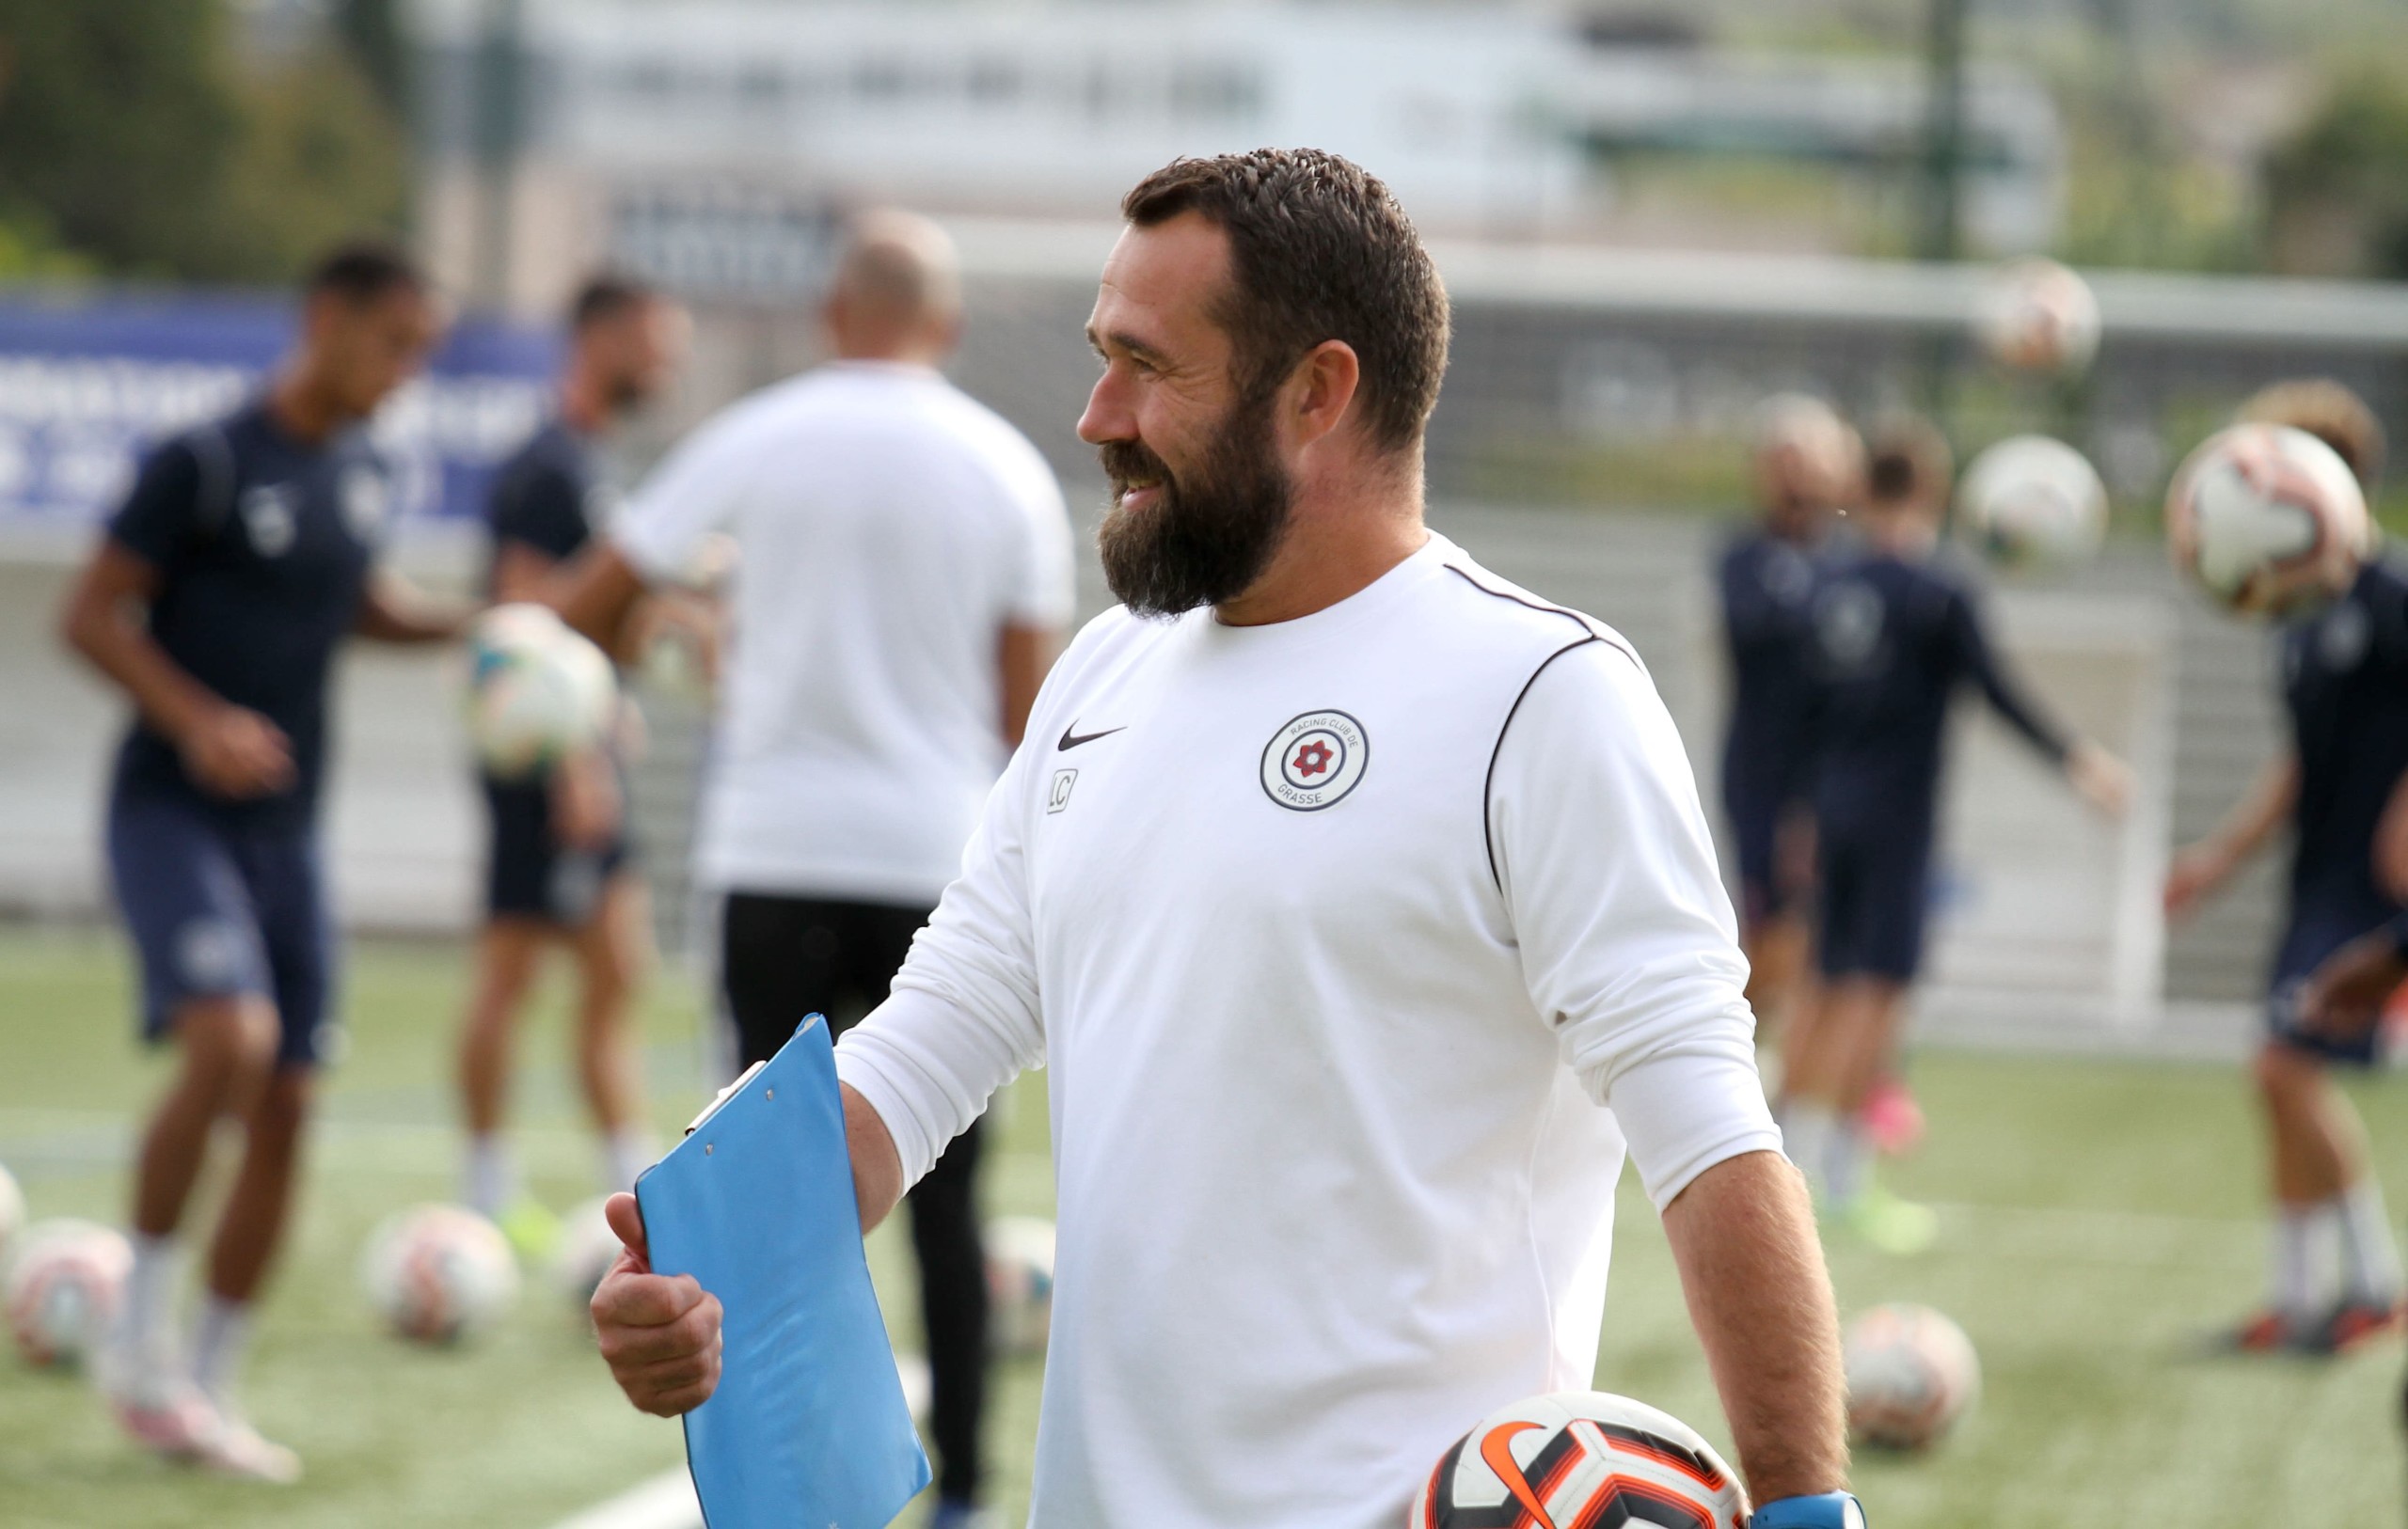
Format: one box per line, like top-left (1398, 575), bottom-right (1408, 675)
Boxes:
top-left (836, 532), bottom-right (1778, 1529)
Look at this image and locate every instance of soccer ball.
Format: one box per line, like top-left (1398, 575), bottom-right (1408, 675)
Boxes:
top-left (2165, 423), bottom-right (2371, 617)
top-left (1844, 1303), bottom-right (1981, 1452)
top-left (0, 1163), bottom-right (24, 1269)
top-left (1957, 435), bottom-right (2109, 568)
top-left (1975, 256), bottom-right (2100, 375)
top-left (6, 1219), bottom-right (131, 1370)
top-left (895, 1350), bottom-right (932, 1421)
top-left (360, 1205), bottom-right (521, 1345)
top-left (1412, 1392), bottom-right (1749, 1529)
top-left (464, 603), bottom-right (618, 778)
top-left (548, 1196), bottom-right (624, 1313)
top-left (985, 1215), bottom-right (1056, 1356)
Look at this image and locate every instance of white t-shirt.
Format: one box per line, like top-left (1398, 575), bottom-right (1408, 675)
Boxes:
top-left (835, 532), bottom-right (1779, 1529)
top-left (612, 361), bottom-right (1075, 904)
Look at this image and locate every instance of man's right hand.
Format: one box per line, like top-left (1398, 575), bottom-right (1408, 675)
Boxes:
top-left (2162, 842), bottom-right (2233, 922)
top-left (179, 705), bottom-right (295, 799)
top-left (591, 1191), bottom-right (724, 1417)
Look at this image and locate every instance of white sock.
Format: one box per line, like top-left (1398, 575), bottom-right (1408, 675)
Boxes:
top-left (190, 1293), bottom-right (254, 1408)
top-left (1822, 1121), bottom-right (1872, 1207)
top-left (2271, 1203), bottom-right (2338, 1324)
top-left (118, 1233), bottom-right (182, 1384)
top-left (2336, 1178), bottom-right (2404, 1306)
top-left (602, 1128), bottom-right (656, 1194)
top-left (465, 1134), bottom-right (515, 1219)
top-left (1778, 1100), bottom-right (1837, 1202)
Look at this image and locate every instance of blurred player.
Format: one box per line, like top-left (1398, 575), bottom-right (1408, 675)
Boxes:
top-left (552, 212), bottom-right (1073, 1529)
top-left (589, 149), bottom-right (1860, 1529)
top-left (1781, 417), bottom-right (2129, 1253)
top-left (55, 244), bottom-right (459, 1478)
top-left (1717, 396), bottom-right (1854, 1048)
top-left (454, 275), bottom-right (691, 1246)
top-left (2167, 380), bottom-right (2404, 1352)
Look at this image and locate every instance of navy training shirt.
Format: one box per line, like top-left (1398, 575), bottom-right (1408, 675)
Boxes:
top-left (2282, 552), bottom-right (2408, 924)
top-left (1717, 528), bottom-right (1823, 806)
top-left (107, 400), bottom-right (388, 826)
top-left (483, 419), bottom-right (603, 591)
top-left (1806, 544), bottom-right (2071, 837)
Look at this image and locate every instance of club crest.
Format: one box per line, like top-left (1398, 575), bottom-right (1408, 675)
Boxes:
top-left (1259, 709), bottom-right (1369, 812)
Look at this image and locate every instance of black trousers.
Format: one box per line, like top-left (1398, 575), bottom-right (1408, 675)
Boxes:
top-left (721, 891), bottom-right (990, 1504)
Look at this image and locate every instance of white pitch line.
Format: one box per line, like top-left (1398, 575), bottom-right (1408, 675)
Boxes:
top-left (547, 1467), bottom-right (702, 1529)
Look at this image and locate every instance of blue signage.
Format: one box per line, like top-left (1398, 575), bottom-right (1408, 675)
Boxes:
top-left (0, 292), bottom-right (559, 528)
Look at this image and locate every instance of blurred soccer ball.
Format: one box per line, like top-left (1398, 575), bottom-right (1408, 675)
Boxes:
top-left (895, 1349), bottom-right (932, 1422)
top-left (1957, 435), bottom-right (2109, 568)
top-left (1412, 1391), bottom-right (1750, 1529)
top-left (548, 1196), bottom-right (623, 1313)
top-left (360, 1205), bottom-right (521, 1345)
top-left (2165, 423), bottom-right (2370, 617)
top-left (1976, 257), bottom-right (2100, 375)
top-left (1844, 1303), bottom-right (1981, 1452)
top-left (0, 1163), bottom-right (24, 1270)
top-left (464, 603), bottom-right (618, 779)
top-left (6, 1219), bottom-right (131, 1370)
top-left (985, 1215), bottom-right (1055, 1356)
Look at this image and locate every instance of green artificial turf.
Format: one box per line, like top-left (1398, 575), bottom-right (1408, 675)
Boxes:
top-left (1, 926), bottom-right (2402, 1526)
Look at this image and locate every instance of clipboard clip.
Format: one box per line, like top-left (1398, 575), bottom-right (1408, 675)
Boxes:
top-left (685, 1060), bottom-right (768, 1138)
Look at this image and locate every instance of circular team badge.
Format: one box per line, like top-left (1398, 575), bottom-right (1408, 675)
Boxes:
top-left (1260, 710), bottom-right (1369, 812)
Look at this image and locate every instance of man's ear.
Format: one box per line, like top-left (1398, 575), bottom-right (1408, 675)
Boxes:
top-left (1288, 339), bottom-right (1362, 450)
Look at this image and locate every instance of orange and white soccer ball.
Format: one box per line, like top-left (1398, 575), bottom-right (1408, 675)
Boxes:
top-left (986, 1215), bottom-right (1056, 1356)
top-left (463, 603), bottom-right (618, 779)
top-left (1844, 1303), bottom-right (1981, 1451)
top-left (2165, 423), bottom-right (2371, 617)
top-left (1411, 1391), bottom-right (1749, 1529)
top-left (1976, 257), bottom-right (2101, 375)
top-left (360, 1205), bottom-right (520, 1345)
top-left (1958, 435), bottom-right (2110, 568)
top-left (7, 1219), bottom-right (131, 1369)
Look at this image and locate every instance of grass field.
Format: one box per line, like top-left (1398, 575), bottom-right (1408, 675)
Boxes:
top-left (2, 925), bottom-right (2404, 1526)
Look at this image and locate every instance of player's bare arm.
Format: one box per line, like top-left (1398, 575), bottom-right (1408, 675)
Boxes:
top-left (2165, 752), bottom-right (2301, 918)
top-left (591, 1081), bottom-right (900, 1416)
top-left (58, 539), bottom-right (294, 799)
top-left (354, 569), bottom-right (472, 645)
top-left (1659, 1149), bottom-right (1850, 1505)
top-left (997, 623), bottom-right (1056, 747)
top-left (547, 541), bottom-right (652, 654)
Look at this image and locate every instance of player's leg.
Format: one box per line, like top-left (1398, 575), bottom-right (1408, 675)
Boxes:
top-left (457, 918), bottom-right (549, 1220)
top-left (720, 892), bottom-right (845, 1069)
top-left (1732, 785), bottom-right (1808, 1048)
top-left (102, 799), bottom-right (280, 1425)
top-left (2250, 1035), bottom-right (2400, 1350)
top-left (459, 774), bottom-right (568, 1227)
top-left (570, 870), bottom-right (656, 1194)
top-left (842, 900), bottom-right (992, 1525)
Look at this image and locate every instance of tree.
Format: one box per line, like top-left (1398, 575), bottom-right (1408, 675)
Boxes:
top-left (0, 1), bottom-right (407, 285)
top-left (2263, 68), bottom-right (2408, 279)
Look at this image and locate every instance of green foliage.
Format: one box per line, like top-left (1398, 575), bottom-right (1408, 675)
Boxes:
top-left (0, 2), bottom-right (406, 286)
top-left (2264, 67), bottom-right (2408, 278)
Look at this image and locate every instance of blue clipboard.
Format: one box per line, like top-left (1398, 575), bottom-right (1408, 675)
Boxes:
top-left (635, 1016), bottom-right (931, 1528)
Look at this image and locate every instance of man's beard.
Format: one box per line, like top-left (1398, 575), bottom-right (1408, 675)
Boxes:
top-left (1096, 390), bottom-right (1294, 618)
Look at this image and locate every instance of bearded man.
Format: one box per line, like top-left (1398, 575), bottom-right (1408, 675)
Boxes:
top-left (587, 150), bottom-right (1859, 1529)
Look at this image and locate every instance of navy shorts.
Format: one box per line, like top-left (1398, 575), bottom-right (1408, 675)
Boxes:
top-left (1723, 768), bottom-right (1810, 926)
top-left (481, 773), bottom-right (631, 926)
top-left (1814, 823), bottom-right (1934, 982)
top-left (2267, 902), bottom-right (2400, 1065)
top-left (106, 793), bottom-right (334, 1068)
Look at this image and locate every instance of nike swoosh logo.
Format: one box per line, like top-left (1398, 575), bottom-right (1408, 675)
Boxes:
top-left (1057, 721), bottom-right (1127, 751)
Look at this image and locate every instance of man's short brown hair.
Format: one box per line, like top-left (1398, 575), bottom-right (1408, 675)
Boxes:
top-left (2238, 378), bottom-right (2386, 494)
top-left (1121, 149), bottom-right (1450, 456)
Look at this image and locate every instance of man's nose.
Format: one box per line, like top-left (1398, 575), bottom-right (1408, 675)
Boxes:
top-left (1077, 371), bottom-right (1134, 447)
